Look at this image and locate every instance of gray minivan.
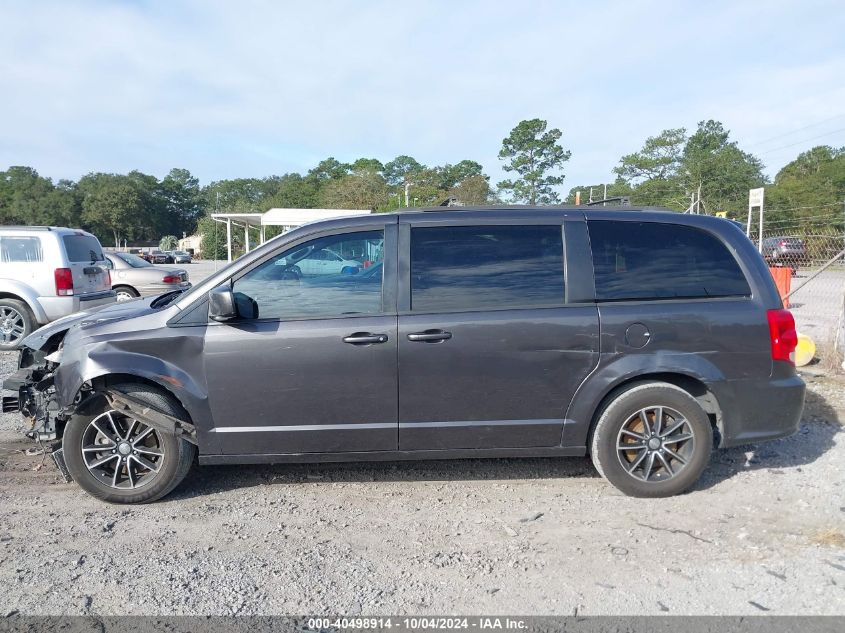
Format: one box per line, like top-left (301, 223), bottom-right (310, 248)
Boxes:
top-left (4, 207), bottom-right (804, 503)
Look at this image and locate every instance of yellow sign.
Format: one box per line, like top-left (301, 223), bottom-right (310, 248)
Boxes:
top-left (715, 211), bottom-right (727, 218)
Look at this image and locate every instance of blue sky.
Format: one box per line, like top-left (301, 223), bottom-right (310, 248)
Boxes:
top-left (2, 0), bottom-right (844, 192)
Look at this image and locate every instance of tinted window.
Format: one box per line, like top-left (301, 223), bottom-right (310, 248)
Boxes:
top-left (62, 234), bottom-right (104, 262)
top-left (588, 221), bottom-right (751, 301)
top-left (233, 230), bottom-right (384, 320)
top-left (411, 225), bottom-right (564, 312)
top-left (1, 237), bottom-right (42, 262)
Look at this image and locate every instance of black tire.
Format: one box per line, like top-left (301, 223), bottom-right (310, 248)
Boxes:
top-left (63, 382), bottom-right (196, 504)
top-left (0, 298), bottom-right (36, 350)
top-left (113, 285), bottom-right (140, 302)
top-left (590, 382), bottom-right (713, 498)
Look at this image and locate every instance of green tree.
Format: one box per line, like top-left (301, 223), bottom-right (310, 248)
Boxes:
top-left (0, 166), bottom-right (60, 225)
top-left (159, 235), bottom-right (178, 251)
top-left (612, 121), bottom-right (765, 213)
top-left (307, 158), bottom-right (351, 183)
top-left (383, 155), bottom-right (424, 187)
top-left (351, 158), bottom-right (384, 173)
top-left (767, 145), bottom-right (845, 231)
top-left (437, 160), bottom-right (485, 190)
top-left (78, 173), bottom-right (145, 246)
top-left (197, 216), bottom-right (233, 260)
top-left (614, 129), bottom-right (687, 184)
top-left (318, 169), bottom-right (390, 210)
top-left (681, 120), bottom-right (765, 215)
top-left (612, 128), bottom-right (688, 207)
top-left (161, 168), bottom-right (204, 237)
top-left (497, 119), bottom-right (571, 204)
top-left (448, 174), bottom-right (492, 205)
top-left (264, 173), bottom-right (320, 210)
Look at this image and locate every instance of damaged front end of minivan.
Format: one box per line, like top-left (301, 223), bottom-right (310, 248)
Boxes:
top-left (3, 294), bottom-right (201, 481)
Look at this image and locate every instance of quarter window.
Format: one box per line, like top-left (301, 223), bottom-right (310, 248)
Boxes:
top-left (232, 230), bottom-right (384, 320)
top-left (0, 237), bottom-right (42, 263)
top-left (410, 225), bottom-right (565, 312)
top-left (588, 221), bottom-right (751, 301)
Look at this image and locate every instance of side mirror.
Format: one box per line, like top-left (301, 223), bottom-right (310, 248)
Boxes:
top-left (208, 285), bottom-right (237, 322)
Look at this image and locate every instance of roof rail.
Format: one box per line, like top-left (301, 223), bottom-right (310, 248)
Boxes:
top-left (584, 196), bottom-right (631, 207)
top-left (0, 226), bottom-right (54, 231)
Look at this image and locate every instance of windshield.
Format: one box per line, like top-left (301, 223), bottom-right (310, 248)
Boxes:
top-left (114, 252), bottom-right (152, 268)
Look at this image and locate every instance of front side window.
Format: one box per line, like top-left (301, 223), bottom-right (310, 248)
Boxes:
top-left (0, 237), bottom-right (42, 263)
top-left (410, 225), bottom-right (565, 312)
top-left (232, 230), bottom-right (384, 320)
top-left (588, 221), bottom-right (751, 301)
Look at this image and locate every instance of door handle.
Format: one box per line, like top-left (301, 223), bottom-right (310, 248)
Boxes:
top-left (343, 333), bottom-right (389, 345)
top-left (407, 330), bottom-right (452, 343)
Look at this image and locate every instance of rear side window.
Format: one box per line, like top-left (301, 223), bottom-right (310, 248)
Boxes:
top-left (410, 225), bottom-right (564, 312)
top-left (0, 237), bottom-right (42, 262)
top-left (588, 221), bottom-right (751, 301)
top-left (62, 234), bottom-right (104, 262)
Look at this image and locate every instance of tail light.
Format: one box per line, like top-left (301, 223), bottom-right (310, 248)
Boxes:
top-left (54, 268), bottom-right (74, 296)
top-left (767, 309), bottom-right (797, 364)
top-left (162, 274), bottom-right (181, 284)
top-left (105, 269), bottom-right (111, 287)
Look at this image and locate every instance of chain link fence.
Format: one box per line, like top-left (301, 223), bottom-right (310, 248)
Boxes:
top-left (748, 215), bottom-right (845, 368)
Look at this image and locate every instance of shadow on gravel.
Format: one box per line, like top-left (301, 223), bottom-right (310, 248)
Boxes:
top-left (695, 385), bottom-right (842, 491)
top-left (170, 455), bottom-right (601, 500)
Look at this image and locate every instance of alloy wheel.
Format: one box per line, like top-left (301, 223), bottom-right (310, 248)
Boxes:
top-left (0, 306), bottom-right (26, 344)
top-left (615, 406), bottom-right (695, 482)
top-left (81, 410), bottom-right (165, 489)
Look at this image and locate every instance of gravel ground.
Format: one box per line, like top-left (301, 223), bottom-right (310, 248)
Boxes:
top-left (0, 350), bottom-right (842, 617)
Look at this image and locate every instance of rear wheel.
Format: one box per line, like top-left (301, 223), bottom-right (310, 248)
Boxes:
top-left (114, 286), bottom-right (139, 302)
top-left (63, 383), bottom-right (196, 504)
top-left (0, 299), bottom-right (35, 350)
top-left (590, 382), bottom-right (713, 498)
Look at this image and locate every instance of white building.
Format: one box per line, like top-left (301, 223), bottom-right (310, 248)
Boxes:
top-left (210, 208), bottom-right (371, 262)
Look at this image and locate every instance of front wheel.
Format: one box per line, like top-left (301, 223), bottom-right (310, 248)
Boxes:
top-left (63, 383), bottom-right (196, 504)
top-left (590, 382), bottom-right (713, 498)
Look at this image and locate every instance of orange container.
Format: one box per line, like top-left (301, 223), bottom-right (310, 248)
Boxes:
top-left (769, 267), bottom-right (792, 308)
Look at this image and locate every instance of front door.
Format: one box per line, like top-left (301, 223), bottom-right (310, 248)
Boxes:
top-left (203, 224), bottom-right (398, 455)
top-left (397, 220), bottom-right (599, 451)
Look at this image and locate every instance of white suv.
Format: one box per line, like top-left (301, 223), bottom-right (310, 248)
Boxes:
top-left (0, 227), bottom-right (115, 349)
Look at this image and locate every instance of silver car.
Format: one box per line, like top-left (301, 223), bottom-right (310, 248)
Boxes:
top-left (104, 252), bottom-right (191, 301)
top-left (0, 226), bottom-right (115, 349)
top-left (171, 250), bottom-right (192, 264)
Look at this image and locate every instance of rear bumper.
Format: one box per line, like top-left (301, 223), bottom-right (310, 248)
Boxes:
top-left (712, 371), bottom-right (805, 448)
top-left (38, 291), bottom-right (117, 323)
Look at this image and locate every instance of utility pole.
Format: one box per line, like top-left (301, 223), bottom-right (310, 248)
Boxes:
top-left (589, 187), bottom-right (594, 204)
top-left (603, 183), bottom-right (607, 207)
top-left (404, 182), bottom-right (411, 208)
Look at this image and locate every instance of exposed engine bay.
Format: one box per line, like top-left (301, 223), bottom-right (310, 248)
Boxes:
top-left (3, 338), bottom-right (80, 443)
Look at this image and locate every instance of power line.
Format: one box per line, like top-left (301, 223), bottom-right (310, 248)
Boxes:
top-left (757, 127), bottom-right (845, 156)
top-left (744, 114), bottom-right (845, 148)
